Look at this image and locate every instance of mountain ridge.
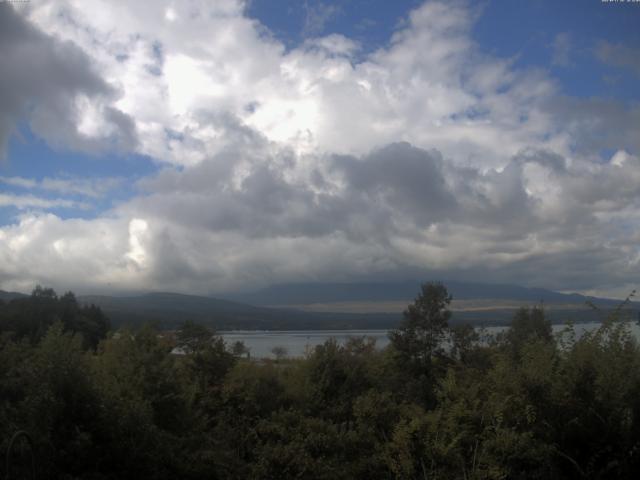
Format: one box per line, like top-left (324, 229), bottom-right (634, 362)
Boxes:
top-left (0, 290), bottom-right (28, 302)
top-left (1, 281), bottom-right (634, 330)
top-left (223, 280), bottom-right (626, 306)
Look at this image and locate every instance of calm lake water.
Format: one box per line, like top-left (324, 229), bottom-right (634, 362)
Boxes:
top-left (222, 322), bottom-right (640, 359)
top-left (222, 329), bottom-right (391, 358)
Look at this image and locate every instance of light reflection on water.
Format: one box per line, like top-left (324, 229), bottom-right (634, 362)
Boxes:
top-left (222, 322), bottom-right (640, 359)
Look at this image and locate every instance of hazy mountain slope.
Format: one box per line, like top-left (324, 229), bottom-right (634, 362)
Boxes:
top-left (77, 292), bottom-right (399, 330)
top-left (0, 290), bottom-right (28, 302)
top-left (222, 281), bottom-right (637, 327)
top-left (3, 281), bottom-right (633, 331)
top-left (224, 280), bottom-right (623, 306)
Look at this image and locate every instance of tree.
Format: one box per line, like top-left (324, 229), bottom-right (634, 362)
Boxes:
top-left (503, 306), bottom-right (552, 357)
top-left (271, 345), bottom-right (288, 362)
top-left (0, 287), bottom-right (109, 348)
top-left (449, 323), bottom-right (479, 363)
top-left (389, 282), bottom-right (452, 367)
top-left (177, 320), bottom-right (214, 354)
top-left (176, 321), bottom-right (236, 397)
top-left (32, 285), bottom-right (57, 299)
top-left (231, 340), bottom-right (250, 358)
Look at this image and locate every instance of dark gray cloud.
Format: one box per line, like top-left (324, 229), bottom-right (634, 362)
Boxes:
top-left (334, 143), bottom-right (458, 224)
top-left (133, 142), bottom-right (612, 240)
top-left (123, 139), bottom-right (640, 293)
top-left (0, 3), bottom-right (137, 156)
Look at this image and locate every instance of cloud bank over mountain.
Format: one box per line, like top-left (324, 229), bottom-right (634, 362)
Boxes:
top-left (0, 0), bottom-right (638, 296)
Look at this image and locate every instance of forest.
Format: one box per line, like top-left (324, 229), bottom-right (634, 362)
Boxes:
top-left (1, 283), bottom-right (640, 479)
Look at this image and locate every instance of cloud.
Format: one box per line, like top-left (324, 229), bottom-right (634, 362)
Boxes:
top-left (0, 1), bottom-right (637, 296)
top-left (3, 140), bottom-right (638, 295)
top-left (0, 175), bottom-right (124, 220)
top-left (17, 0), bottom-right (559, 168)
top-left (0, 2), bottom-right (137, 156)
top-left (303, 34), bottom-right (360, 57)
top-left (302, 1), bottom-right (341, 37)
top-left (0, 193), bottom-right (86, 210)
top-left (546, 96), bottom-right (640, 154)
top-left (1, 175), bottom-right (124, 198)
top-left (595, 41), bottom-right (640, 77)
top-left (0, 214), bottom-right (135, 293)
top-left (0, 176), bottom-right (36, 189)
top-left (551, 32), bottom-right (571, 67)
top-left (19, 0), bottom-right (634, 170)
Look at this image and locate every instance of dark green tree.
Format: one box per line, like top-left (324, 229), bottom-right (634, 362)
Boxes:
top-left (449, 323), bottom-right (480, 364)
top-left (503, 306), bottom-right (552, 357)
top-left (389, 282), bottom-right (452, 367)
top-left (231, 340), bottom-right (250, 358)
top-left (0, 286), bottom-right (109, 348)
top-left (177, 320), bottom-right (215, 353)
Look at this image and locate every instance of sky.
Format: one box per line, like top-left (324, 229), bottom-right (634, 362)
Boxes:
top-left (0, 0), bottom-right (639, 297)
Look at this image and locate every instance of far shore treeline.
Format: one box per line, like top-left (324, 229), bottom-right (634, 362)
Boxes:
top-left (1, 283), bottom-right (640, 478)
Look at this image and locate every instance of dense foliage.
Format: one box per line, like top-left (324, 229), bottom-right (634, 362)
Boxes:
top-left (2, 284), bottom-right (640, 479)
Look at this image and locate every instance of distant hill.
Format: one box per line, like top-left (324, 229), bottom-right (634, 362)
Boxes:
top-left (224, 280), bottom-right (624, 307)
top-left (4, 281), bottom-right (636, 331)
top-left (77, 292), bottom-right (398, 330)
top-left (0, 290), bottom-right (28, 302)
top-left (222, 281), bottom-right (637, 326)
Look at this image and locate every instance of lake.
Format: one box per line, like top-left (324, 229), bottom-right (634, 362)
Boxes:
top-left (222, 329), bottom-right (391, 358)
top-left (222, 321), bottom-right (640, 359)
